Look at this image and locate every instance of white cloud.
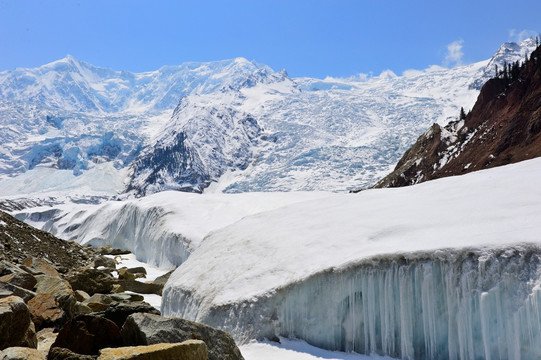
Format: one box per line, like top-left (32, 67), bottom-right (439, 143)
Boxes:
top-left (509, 29), bottom-right (538, 43)
top-left (443, 40), bottom-right (464, 67)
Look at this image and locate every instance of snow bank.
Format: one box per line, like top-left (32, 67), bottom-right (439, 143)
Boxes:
top-left (162, 158), bottom-right (541, 359)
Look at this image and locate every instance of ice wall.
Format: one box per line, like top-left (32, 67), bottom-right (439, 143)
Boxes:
top-left (163, 246), bottom-right (541, 360)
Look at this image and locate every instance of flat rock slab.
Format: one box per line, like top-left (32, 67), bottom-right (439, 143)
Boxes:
top-left (98, 340), bottom-right (207, 360)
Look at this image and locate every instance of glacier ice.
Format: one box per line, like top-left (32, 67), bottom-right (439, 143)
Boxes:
top-left (160, 158), bottom-right (541, 360)
top-left (163, 247), bottom-right (541, 360)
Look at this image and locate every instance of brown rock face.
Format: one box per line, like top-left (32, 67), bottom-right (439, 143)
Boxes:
top-left (34, 276), bottom-right (76, 320)
top-left (22, 258), bottom-right (60, 278)
top-left (0, 296), bottom-right (37, 350)
top-left (375, 44), bottom-right (541, 188)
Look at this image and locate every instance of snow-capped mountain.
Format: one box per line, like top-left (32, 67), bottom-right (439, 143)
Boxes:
top-left (469, 37), bottom-right (537, 89)
top-left (127, 93), bottom-right (264, 195)
top-left (0, 38), bottom-right (537, 197)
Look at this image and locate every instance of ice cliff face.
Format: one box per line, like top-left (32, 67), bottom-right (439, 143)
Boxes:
top-left (2, 39), bottom-right (536, 196)
top-left (164, 246), bottom-right (541, 360)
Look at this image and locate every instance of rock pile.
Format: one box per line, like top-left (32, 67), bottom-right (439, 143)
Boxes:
top-left (0, 211), bottom-right (244, 360)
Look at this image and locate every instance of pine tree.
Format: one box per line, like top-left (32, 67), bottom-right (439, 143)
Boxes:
top-left (459, 107), bottom-right (466, 121)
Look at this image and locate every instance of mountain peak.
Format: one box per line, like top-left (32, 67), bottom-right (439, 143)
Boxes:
top-left (469, 37), bottom-right (538, 90)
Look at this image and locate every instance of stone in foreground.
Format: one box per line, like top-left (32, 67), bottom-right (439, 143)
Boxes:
top-left (98, 340), bottom-right (207, 360)
top-left (0, 346), bottom-right (45, 360)
top-left (0, 296), bottom-right (37, 350)
top-left (50, 315), bottom-right (121, 356)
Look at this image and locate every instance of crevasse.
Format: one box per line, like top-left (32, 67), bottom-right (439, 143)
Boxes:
top-left (162, 246), bottom-right (541, 360)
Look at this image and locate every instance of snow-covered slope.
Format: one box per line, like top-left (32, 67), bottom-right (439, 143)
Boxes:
top-left (12, 191), bottom-right (329, 268)
top-left (1, 39), bottom-right (536, 196)
top-left (0, 56), bottom-right (270, 193)
top-left (161, 157), bottom-right (541, 359)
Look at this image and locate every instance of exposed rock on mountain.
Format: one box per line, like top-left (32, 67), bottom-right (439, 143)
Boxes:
top-left (375, 42), bottom-right (541, 188)
top-left (126, 95), bottom-right (263, 196)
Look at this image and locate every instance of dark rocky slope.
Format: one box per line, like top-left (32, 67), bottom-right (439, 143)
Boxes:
top-left (375, 43), bottom-right (541, 188)
top-left (0, 211), bottom-right (97, 274)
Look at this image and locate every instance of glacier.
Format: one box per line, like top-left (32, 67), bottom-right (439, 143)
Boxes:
top-left (1, 39), bottom-right (537, 195)
top-left (161, 158), bottom-right (541, 359)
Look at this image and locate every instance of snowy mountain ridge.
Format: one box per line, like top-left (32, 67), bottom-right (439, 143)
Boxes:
top-left (0, 55), bottom-right (268, 113)
top-left (0, 38), bottom-right (537, 196)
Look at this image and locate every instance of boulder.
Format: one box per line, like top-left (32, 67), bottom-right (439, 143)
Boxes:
top-left (0, 347), bottom-right (45, 360)
top-left (0, 296), bottom-right (37, 350)
top-left (47, 347), bottom-right (96, 360)
top-left (92, 257), bottom-right (116, 270)
top-left (98, 302), bottom-right (160, 328)
top-left (152, 269), bottom-right (175, 286)
top-left (115, 281), bottom-right (163, 296)
top-left (109, 293), bottom-right (144, 303)
top-left (68, 270), bottom-right (114, 296)
top-left (121, 313), bottom-right (244, 360)
top-left (117, 269), bottom-right (136, 281)
top-left (126, 267), bottom-right (146, 276)
top-left (36, 328), bottom-right (57, 354)
top-left (22, 258), bottom-right (59, 278)
top-left (98, 340), bottom-right (207, 360)
top-left (74, 291), bottom-right (90, 303)
top-left (73, 303), bottom-right (92, 315)
top-left (0, 281), bottom-right (36, 302)
top-left (83, 294), bottom-right (113, 312)
top-left (51, 315), bottom-right (121, 356)
top-left (28, 293), bottom-right (67, 330)
top-left (0, 261), bottom-right (21, 277)
top-left (0, 270), bottom-right (37, 290)
top-left (35, 276), bottom-right (75, 319)
top-left (18, 265), bottom-right (43, 277)
top-left (96, 246), bottom-right (130, 256)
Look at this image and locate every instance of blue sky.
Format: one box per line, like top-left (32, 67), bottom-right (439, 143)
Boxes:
top-left (0, 0), bottom-right (540, 78)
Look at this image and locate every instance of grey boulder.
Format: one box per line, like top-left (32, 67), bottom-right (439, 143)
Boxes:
top-left (121, 313), bottom-right (243, 360)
